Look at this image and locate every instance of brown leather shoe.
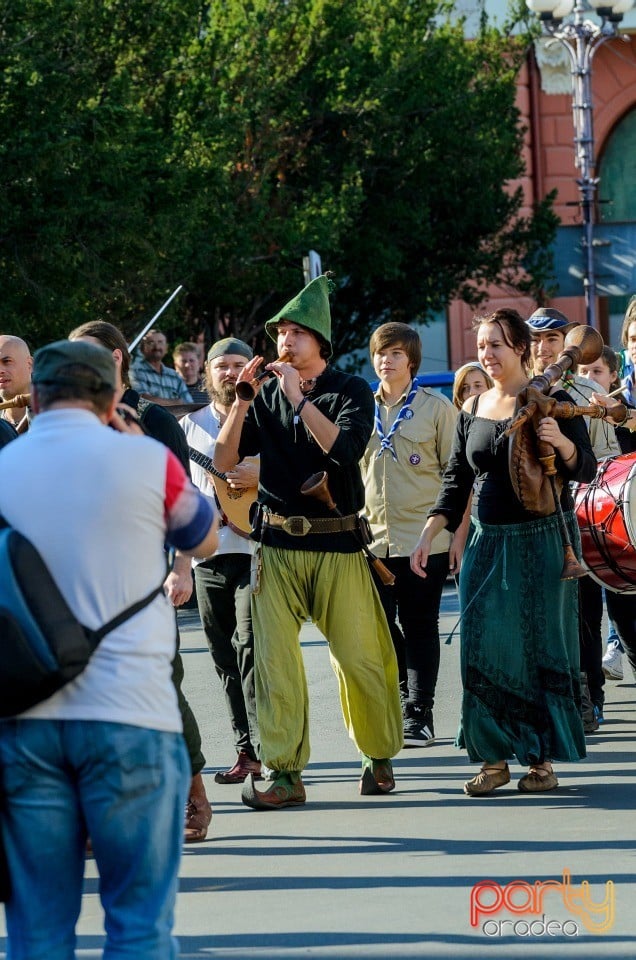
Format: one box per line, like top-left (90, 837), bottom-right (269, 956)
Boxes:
top-left (241, 772), bottom-right (306, 810)
top-left (215, 750), bottom-right (262, 784)
top-left (463, 763), bottom-right (510, 797)
top-left (184, 772), bottom-right (213, 842)
top-left (359, 757), bottom-right (395, 795)
top-left (518, 766), bottom-right (559, 793)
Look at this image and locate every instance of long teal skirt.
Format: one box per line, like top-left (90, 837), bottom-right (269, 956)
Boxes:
top-left (457, 511), bottom-right (586, 765)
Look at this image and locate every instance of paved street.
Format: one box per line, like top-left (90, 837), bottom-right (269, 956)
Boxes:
top-left (2, 585), bottom-right (636, 958)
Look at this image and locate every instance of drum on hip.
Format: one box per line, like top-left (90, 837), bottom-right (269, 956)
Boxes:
top-left (574, 453), bottom-right (636, 594)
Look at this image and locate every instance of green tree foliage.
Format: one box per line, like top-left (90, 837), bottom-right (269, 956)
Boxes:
top-left (1, 0), bottom-right (557, 354)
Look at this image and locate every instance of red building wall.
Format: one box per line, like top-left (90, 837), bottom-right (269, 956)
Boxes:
top-left (447, 35), bottom-right (636, 368)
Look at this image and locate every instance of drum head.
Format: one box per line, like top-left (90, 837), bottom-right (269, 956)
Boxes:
top-left (624, 459), bottom-right (636, 547)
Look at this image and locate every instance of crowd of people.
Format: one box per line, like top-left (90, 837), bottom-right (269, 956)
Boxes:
top-left (1, 288), bottom-right (636, 955)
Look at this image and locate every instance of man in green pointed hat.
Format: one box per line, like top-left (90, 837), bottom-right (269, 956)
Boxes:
top-left (214, 275), bottom-right (402, 809)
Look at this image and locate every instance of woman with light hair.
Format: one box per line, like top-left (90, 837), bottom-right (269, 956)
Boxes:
top-left (452, 362), bottom-right (494, 410)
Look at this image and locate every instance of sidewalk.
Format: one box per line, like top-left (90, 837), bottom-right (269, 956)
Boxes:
top-left (2, 585), bottom-right (636, 958)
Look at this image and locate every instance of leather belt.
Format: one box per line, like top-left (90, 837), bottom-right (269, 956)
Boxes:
top-left (263, 512), bottom-right (359, 537)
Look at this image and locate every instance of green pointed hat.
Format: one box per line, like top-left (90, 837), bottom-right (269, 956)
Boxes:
top-left (265, 275), bottom-right (335, 356)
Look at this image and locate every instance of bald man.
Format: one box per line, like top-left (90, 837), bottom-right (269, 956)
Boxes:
top-left (0, 335), bottom-right (33, 433)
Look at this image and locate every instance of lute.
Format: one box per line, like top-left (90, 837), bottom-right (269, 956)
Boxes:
top-left (188, 447), bottom-right (258, 538)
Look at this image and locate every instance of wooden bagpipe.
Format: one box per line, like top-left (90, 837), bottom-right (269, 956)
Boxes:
top-left (502, 325), bottom-right (627, 580)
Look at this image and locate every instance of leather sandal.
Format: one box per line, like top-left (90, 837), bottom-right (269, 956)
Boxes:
top-left (518, 765), bottom-right (558, 793)
top-left (463, 763), bottom-right (510, 796)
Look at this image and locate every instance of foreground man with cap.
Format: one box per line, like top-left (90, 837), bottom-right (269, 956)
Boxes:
top-left (214, 276), bottom-right (402, 809)
top-left (69, 320), bottom-right (214, 842)
top-left (180, 338), bottom-right (261, 784)
top-left (0, 340), bottom-right (218, 957)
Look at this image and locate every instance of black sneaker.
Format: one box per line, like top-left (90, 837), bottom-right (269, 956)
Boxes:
top-left (403, 706), bottom-right (435, 748)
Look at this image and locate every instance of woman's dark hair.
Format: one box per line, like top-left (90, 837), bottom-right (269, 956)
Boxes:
top-left (472, 308), bottom-right (531, 368)
top-left (68, 320), bottom-right (130, 387)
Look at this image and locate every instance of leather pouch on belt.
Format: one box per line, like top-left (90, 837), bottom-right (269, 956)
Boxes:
top-left (357, 515), bottom-right (374, 545)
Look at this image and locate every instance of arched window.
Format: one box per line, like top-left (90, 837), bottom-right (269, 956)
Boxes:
top-left (598, 109), bottom-right (636, 345)
top-left (599, 107), bottom-right (636, 224)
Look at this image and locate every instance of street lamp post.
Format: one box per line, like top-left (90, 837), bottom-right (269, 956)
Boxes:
top-left (526, 0), bottom-right (634, 330)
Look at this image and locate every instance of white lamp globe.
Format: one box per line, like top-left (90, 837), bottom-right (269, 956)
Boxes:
top-left (526, 0), bottom-right (564, 14)
top-left (609, 0), bottom-right (635, 14)
top-left (552, 0), bottom-right (575, 17)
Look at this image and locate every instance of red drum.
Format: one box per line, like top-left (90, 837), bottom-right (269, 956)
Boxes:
top-left (574, 453), bottom-right (636, 594)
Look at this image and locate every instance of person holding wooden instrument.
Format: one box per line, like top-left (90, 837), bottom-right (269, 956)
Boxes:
top-left (214, 275), bottom-right (402, 809)
top-left (411, 308), bottom-right (595, 796)
top-left (0, 335), bottom-right (33, 434)
top-left (360, 322), bottom-right (458, 747)
top-left (180, 337), bottom-right (261, 785)
top-left (527, 307), bottom-right (621, 732)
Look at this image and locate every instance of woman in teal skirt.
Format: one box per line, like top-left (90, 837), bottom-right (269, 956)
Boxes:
top-left (411, 309), bottom-right (596, 795)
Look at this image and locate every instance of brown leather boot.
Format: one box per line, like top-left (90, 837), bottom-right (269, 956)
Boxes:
top-left (184, 772), bottom-right (212, 843)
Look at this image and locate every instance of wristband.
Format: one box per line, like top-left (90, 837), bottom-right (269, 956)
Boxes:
top-left (294, 397), bottom-right (309, 420)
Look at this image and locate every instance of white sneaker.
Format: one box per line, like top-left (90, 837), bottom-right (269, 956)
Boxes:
top-left (602, 640), bottom-right (624, 680)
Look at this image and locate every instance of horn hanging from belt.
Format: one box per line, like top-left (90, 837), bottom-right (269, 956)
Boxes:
top-left (503, 325), bottom-right (622, 580)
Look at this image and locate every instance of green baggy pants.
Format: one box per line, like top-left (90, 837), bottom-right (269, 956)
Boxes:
top-left (251, 546), bottom-right (403, 774)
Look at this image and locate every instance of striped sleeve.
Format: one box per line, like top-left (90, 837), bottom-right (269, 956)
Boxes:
top-left (164, 449), bottom-right (215, 550)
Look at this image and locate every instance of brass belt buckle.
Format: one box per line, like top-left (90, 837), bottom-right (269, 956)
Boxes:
top-left (282, 515), bottom-right (312, 536)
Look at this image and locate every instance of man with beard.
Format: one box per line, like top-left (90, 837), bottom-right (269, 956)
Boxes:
top-left (131, 329), bottom-right (193, 402)
top-left (68, 320), bottom-right (213, 842)
top-left (0, 335), bottom-right (33, 434)
top-left (180, 338), bottom-right (261, 783)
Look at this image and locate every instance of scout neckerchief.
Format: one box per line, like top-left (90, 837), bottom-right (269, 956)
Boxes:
top-left (374, 379), bottom-right (418, 460)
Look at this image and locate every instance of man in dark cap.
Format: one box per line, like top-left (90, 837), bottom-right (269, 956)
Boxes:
top-left (180, 337), bottom-right (261, 784)
top-left (215, 277), bottom-right (402, 810)
top-left (0, 340), bottom-right (218, 957)
top-left (527, 307), bottom-right (619, 461)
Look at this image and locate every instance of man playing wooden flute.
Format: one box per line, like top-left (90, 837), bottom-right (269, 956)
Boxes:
top-left (214, 276), bottom-right (402, 809)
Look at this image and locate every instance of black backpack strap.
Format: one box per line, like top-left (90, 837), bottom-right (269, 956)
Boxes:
top-left (89, 584), bottom-right (165, 644)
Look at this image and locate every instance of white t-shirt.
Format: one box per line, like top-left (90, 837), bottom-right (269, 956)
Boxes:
top-left (0, 408), bottom-right (212, 731)
top-left (180, 404), bottom-right (253, 560)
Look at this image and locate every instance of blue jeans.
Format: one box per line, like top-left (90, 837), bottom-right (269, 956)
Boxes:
top-left (0, 719), bottom-right (189, 960)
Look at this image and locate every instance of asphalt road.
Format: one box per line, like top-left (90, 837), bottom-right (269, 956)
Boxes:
top-left (2, 585), bottom-right (636, 959)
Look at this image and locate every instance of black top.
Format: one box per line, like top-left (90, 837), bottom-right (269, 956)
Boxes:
top-left (239, 366), bottom-right (374, 551)
top-left (431, 389), bottom-right (597, 530)
top-left (121, 387), bottom-right (191, 475)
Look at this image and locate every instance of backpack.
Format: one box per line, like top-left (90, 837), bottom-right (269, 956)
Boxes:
top-left (0, 519), bottom-right (164, 718)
